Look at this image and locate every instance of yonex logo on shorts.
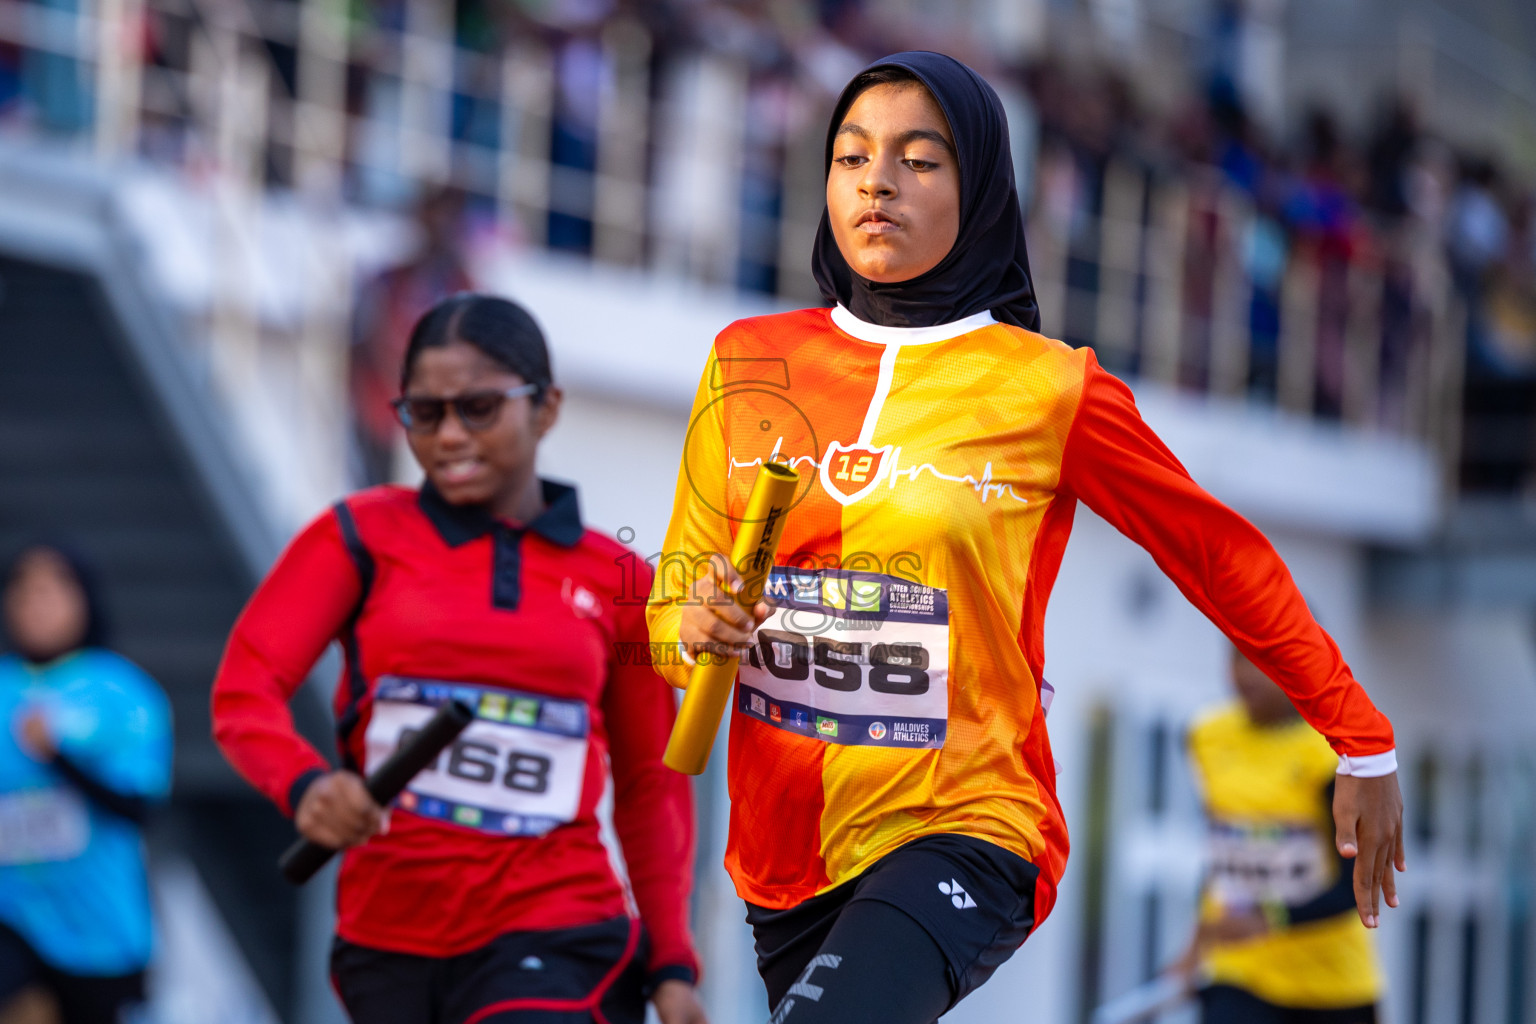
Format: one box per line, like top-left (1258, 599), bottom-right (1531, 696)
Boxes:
top-left (938, 879), bottom-right (976, 909)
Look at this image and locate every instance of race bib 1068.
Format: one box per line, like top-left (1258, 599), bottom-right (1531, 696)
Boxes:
top-left (736, 566), bottom-right (949, 749)
top-left (365, 677), bottom-right (589, 837)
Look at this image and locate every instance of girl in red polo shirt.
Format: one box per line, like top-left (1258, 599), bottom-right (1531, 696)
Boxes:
top-left (213, 294), bottom-right (704, 1024)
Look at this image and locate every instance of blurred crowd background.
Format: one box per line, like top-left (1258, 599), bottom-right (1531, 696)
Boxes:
top-left (1, 1), bottom-right (1535, 1023)
top-left (2, 0), bottom-right (1534, 492)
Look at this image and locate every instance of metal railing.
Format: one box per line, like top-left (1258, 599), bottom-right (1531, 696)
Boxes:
top-left (0, 0), bottom-right (1470, 494)
top-left (1027, 157), bottom-right (1467, 470)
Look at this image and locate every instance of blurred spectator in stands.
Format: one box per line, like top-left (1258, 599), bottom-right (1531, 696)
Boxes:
top-left (1358, 97), bottom-right (1421, 429)
top-left (1366, 96), bottom-right (1419, 222)
top-left (350, 186), bottom-right (474, 485)
top-left (1282, 109), bottom-right (1364, 417)
top-left (1484, 191), bottom-right (1536, 378)
top-left (0, 41), bottom-right (24, 123)
top-left (450, 0), bottom-right (505, 172)
top-left (0, 543), bottom-right (172, 1024)
top-left (548, 22), bottom-right (608, 254)
top-left (818, 0), bottom-right (865, 43)
top-left (1180, 88), bottom-right (1257, 389)
top-left (1210, 91), bottom-right (1265, 200)
top-left (1213, 97), bottom-right (1289, 399)
top-left (1055, 66), bottom-right (1121, 350)
top-left (19, 0), bottom-right (92, 134)
top-left (1243, 202), bottom-right (1288, 399)
top-left (0, 0), bottom-right (1527, 480)
top-left (1464, 188), bottom-right (1536, 495)
top-left (1447, 156), bottom-right (1509, 374)
top-left (692, 0), bottom-right (805, 291)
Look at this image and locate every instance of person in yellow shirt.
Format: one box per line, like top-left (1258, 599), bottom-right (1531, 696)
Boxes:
top-left (1183, 648), bottom-right (1384, 1023)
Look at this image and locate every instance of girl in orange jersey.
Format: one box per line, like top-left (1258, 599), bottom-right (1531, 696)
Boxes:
top-left (647, 51), bottom-right (1405, 1024)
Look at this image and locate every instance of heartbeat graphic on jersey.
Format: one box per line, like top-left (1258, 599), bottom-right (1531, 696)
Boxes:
top-left (728, 437), bottom-right (1029, 506)
top-left (728, 436), bottom-right (821, 476)
top-left (724, 339), bottom-right (1030, 506)
top-left (884, 448), bottom-right (1029, 505)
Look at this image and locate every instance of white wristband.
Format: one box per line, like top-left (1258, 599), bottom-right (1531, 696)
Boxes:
top-left (1337, 749), bottom-right (1398, 778)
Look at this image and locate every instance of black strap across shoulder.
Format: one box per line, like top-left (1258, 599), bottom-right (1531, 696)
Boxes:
top-left (333, 501), bottom-right (376, 605)
top-left (332, 500), bottom-right (376, 770)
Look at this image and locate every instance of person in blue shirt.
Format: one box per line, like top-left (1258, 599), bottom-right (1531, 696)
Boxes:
top-left (0, 543), bottom-right (173, 1024)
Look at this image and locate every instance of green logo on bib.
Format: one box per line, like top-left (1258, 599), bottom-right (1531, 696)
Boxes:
top-left (509, 699), bottom-right (539, 726)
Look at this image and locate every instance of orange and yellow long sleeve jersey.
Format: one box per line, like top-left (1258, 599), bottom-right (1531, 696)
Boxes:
top-left (648, 306), bottom-right (1396, 927)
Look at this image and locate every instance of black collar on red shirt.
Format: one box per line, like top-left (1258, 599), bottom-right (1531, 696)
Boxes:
top-left (418, 479), bottom-right (584, 548)
top-left (418, 480), bottom-right (584, 610)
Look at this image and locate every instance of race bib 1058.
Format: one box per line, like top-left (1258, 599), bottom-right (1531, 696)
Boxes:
top-left (365, 677), bottom-right (589, 837)
top-left (736, 566), bottom-right (949, 749)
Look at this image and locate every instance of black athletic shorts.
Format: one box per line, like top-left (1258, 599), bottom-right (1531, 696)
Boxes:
top-left (0, 923), bottom-right (147, 1024)
top-left (330, 916), bottom-right (650, 1024)
top-left (1200, 985), bottom-right (1379, 1024)
top-left (746, 834), bottom-right (1039, 1024)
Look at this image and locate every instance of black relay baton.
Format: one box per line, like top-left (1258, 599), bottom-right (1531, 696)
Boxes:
top-left (278, 699), bottom-right (476, 885)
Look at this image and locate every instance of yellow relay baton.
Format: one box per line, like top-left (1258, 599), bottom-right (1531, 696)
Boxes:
top-left (663, 461), bottom-right (799, 775)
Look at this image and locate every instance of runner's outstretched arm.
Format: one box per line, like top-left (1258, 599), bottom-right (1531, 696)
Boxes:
top-left (1059, 352), bottom-right (1403, 927)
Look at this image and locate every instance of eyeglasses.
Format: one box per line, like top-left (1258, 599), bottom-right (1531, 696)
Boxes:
top-left (391, 384), bottom-right (540, 435)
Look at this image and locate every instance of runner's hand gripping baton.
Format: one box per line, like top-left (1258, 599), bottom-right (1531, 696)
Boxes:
top-left (278, 698), bottom-right (476, 885)
top-left (663, 462), bottom-right (798, 775)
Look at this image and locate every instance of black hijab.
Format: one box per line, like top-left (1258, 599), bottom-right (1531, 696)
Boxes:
top-left (2, 542), bottom-right (110, 663)
top-left (811, 51), bottom-right (1041, 332)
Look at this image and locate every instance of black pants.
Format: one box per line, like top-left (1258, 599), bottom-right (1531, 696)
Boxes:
top-left (0, 924), bottom-right (146, 1024)
top-left (747, 834), bottom-right (1039, 1024)
top-left (331, 916), bottom-right (649, 1024)
top-left (1201, 985), bottom-right (1379, 1024)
